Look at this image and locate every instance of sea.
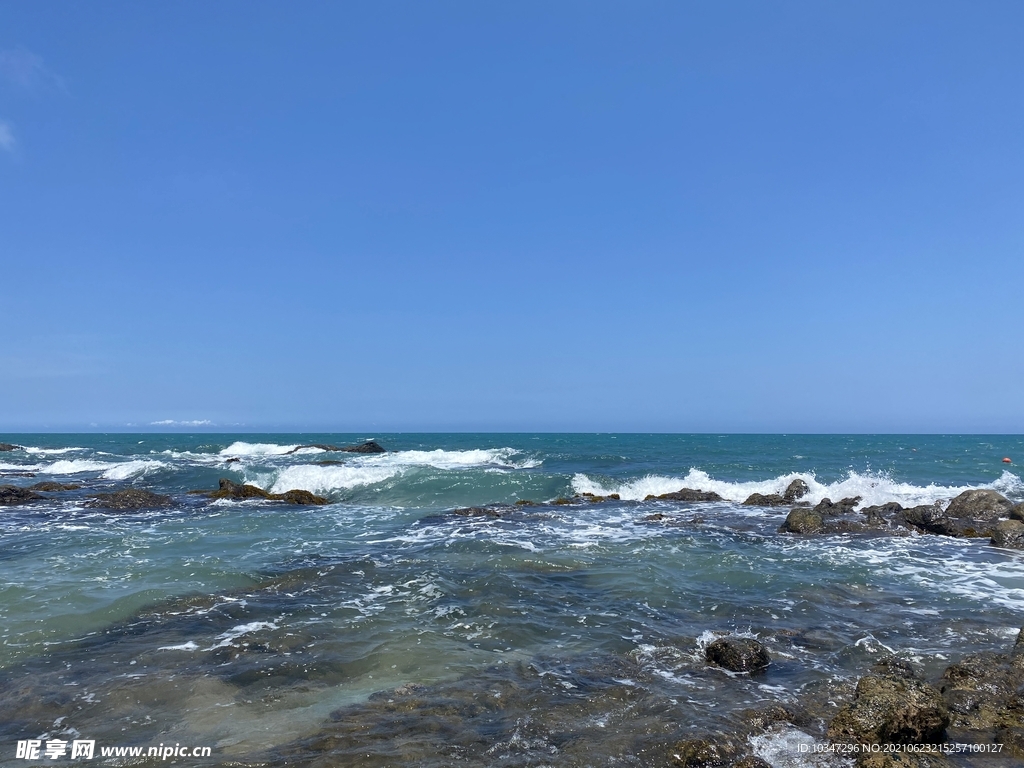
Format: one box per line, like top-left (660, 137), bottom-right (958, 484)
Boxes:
top-left (1, 433), bottom-right (1023, 767)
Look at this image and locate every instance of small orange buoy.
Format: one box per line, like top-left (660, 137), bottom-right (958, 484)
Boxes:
top-left (1003, 457), bottom-right (1013, 463)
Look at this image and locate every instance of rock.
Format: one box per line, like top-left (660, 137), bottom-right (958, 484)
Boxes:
top-left (992, 520), bottom-right (1024, 549)
top-left (742, 493), bottom-right (787, 506)
top-left (341, 441), bottom-right (386, 454)
top-left (856, 753), bottom-right (953, 768)
top-left (450, 506), bottom-right (503, 518)
top-left (944, 489), bottom-right (1013, 519)
top-left (225, 457), bottom-right (240, 464)
top-left (86, 489), bottom-right (173, 510)
top-left (645, 488), bottom-right (724, 502)
top-left (783, 478), bottom-right (810, 501)
top-left (29, 482), bottom-right (81, 492)
top-left (813, 496), bottom-right (862, 515)
top-left (732, 758), bottom-right (772, 768)
top-left (670, 738), bottom-right (737, 767)
top-left (0, 443), bottom-right (23, 451)
top-left (872, 655), bottom-right (918, 680)
top-left (827, 674), bottom-right (949, 745)
top-left (204, 478), bottom-right (328, 505)
top-left (1010, 503), bottom-right (1024, 522)
top-left (514, 499), bottom-right (536, 506)
top-left (779, 507), bottom-right (825, 534)
top-left (0, 485), bottom-right (44, 505)
top-left (705, 637), bottom-right (770, 672)
top-left (901, 493), bottom-right (1008, 538)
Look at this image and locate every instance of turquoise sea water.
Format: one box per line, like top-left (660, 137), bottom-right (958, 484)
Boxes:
top-left (1, 434), bottom-right (1022, 766)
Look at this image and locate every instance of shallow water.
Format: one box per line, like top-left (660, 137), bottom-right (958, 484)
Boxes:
top-left (1, 434), bottom-right (1022, 766)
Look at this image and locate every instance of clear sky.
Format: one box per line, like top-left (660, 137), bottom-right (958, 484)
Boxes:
top-left (1, 1), bottom-right (1022, 433)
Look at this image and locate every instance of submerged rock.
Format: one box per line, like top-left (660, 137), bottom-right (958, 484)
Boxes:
top-left (670, 737), bottom-right (737, 767)
top-left (0, 485), bottom-right (44, 505)
top-left (29, 482), bottom-right (81, 492)
top-left (87, 489), bottom-right (173, 510)
top-left (991, 520), bottom-right (1024, 549)
top-left (783, 478), bottom-right (810, 501)
top-left (779, 507), bottom-right (825, 534)
top-left (203, 478), bottom-right (328, 505)
top-left (0, 443), bottom-right (23, 451)
top-left (645, 488), bottom-right (724, 502)
top-left (828, 674), bottom-right (949, 745)
top-left (742, 493), bottom-right (787, 506)
top-left (705, 637), bottom-right (770, 672)
top-left (450, 506), bottom-right (503, 518)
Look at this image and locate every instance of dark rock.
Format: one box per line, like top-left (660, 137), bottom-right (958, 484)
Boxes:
top-left (705, 637), bottom-right (770, 673)
top-left (742, 493), bottom-right (787, 506)
top-left (1010, 503), bottom-right (1024, 522)
top-left (86, 489), bottom-right (173, 510)
top-left (992, 520), bottom-right (1024, 549)
top-left (872, 655), bottom-right (918, 680)
top-left (514, 499), bottom-right (536, 506)
top-left (225, 457), bottom-right (240, 464)
top-left (0, 443), bottom-right (23, 451)
top-left (944, 489), bottom-right (1013, 519)
top-left (828, 674), bottom-right (949, 745)
top-left (450, 506), bottom-right (502, 518)
top-left (204, 478), bottom-right (328, 505)
top-left (856, 753), bottom-right (954, 768)
top-left (783, 478), bottom-right (810, 501)
top-left (670, 738), bottom-right (737, 767)
top-left (901, 492), bottom-right (1007, 538)
top-left (813, 496), bottom-right (862, 515)
top-left (732, 758), bottom-right (772, 768)
top-left (341, 441), bottom-right (386, 454)
top-left (645, 488), bottom-right (724, 502)
top-left (861, 502), bottom-right (904, 524)
top-left (779, 507), bottom-right (825, 534)
top-left (0, 485), bottom-right (44, 505)
top-left (29, 482), bottom-right (81, 492)
top-left (742, 703), bottom-right (807, 732)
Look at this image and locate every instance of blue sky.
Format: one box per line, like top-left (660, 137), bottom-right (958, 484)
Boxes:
top-left (1, 1), bottom-right (1022, 432)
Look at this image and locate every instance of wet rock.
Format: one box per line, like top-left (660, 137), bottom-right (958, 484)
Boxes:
top-left (742, 493), bottom-right (787, 506)
top-left (341, 441), bottom-right (386, 454)
top-left (645, 488), bottom-right (724, 502)
top-left (203, 478), bottom-right (328, 505)
top-left (0, 485), bottom-right (44, 505)
top-left (813, 496), bottom-right (862, 515)
top-left (514, 499), bottom-right (537, 506)
top-left (732, 758), bottom-right (772, 768)
top-left (705, 637), bottom-right (770, 673)
top-left (861, 502), bottom-right (904, 526)
top-left (741, 704), bottom-right (808, 732)
top-left (938, 644), bottom-right (1024, 737)
top-left (1010, 503), bottom-right (1024, 522)
top-left (783, 478), bottom-right (810, 501)
top-left (86, 489), bottom-right (173, 510)
top-left (670, 738), bottom-right (737, 767)
top-left (901, 494), bottom-right (1006, 538)
top-left (828, 674), bottom-right (949, 745)
top-left (856, 753), bottom-right (953, 768)
top-left (779, 507), bottom-right (825, 534)
top-left (0, 443), bottom-right (23, 451)
top-left (450, 506), bottom-right (503, 518)
top-left (872, 655), bottom-right (918, 680)
top-left (992, 520), bottom-right (1024, 549)
top-left (29, 482), bottom-right (81, 492)
top-left (944, 489), bottom-right (1013, 519)
top-left (225, 457), bottom-right (241, 464)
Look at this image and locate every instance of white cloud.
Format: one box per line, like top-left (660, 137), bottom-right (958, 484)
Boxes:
top-left (0, 47), bottom-right (65, 93)
top-left (150, 419), bottom-right (214, 427)
top-left (0, 120), bottom-right (14, 153)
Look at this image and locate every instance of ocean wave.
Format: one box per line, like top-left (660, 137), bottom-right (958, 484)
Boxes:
top-left (219, 442), bottom-right (304, 456)
top-left (0, 458), bottom-right (167, 478)
top-left (572, 469), bottom-right (1022, 509)
top-left (264, 465), bottom-right (401, 495)
top-left (23, 447), bottom-right (85, 455)
top-left (100, 460), bottom-right (167, 480)
top-left (367, 448), bottom-right (539, 470)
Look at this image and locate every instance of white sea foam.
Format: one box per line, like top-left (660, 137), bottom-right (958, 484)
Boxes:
top-left (748, 724), bottom-right (852, 768)
top-left (367, 448), bottom-right (540, 470)
top-left (265, 465), bottom-right (400, 495)
top-left (208, 621), bottom-right (278, 650)
top-left (572, 469), bottom-right (1022, 509)
top-left (24, 447), bottom-right (84, 455)
top-left (157, 641), bottom-right (199, 652)
top-left (101, 460), bottom-right (166, 480)
top-left (220, 442), bottom-right (301, 456)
